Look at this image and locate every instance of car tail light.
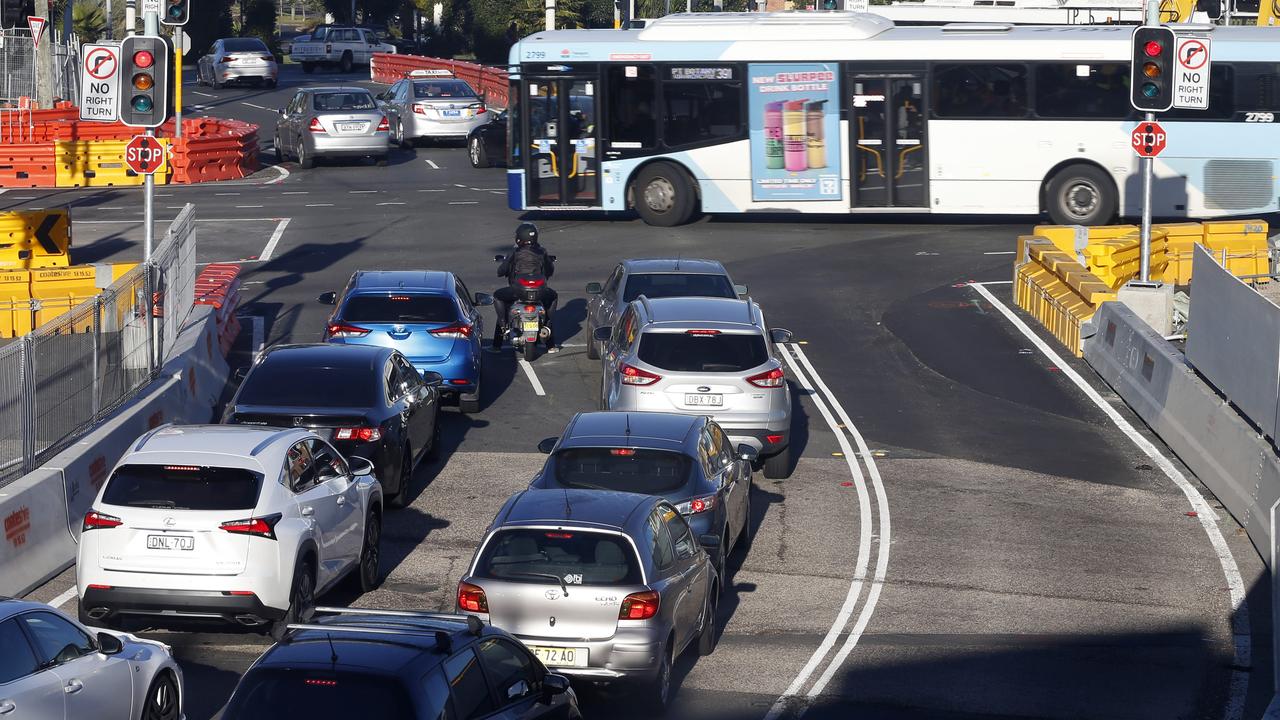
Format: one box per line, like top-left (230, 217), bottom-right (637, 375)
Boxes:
top-left (325, 322), bottom-right (369, 338)
top-left (517, 277), bottom-right (545, 288)
top-left (429, 323), bottom-right (473, 339)
top-left (610, 448), bottom-right (635, 456)
top-left (87, 583), bottom-right (112, 590)
top-left (305, 679), bottom-right (337, 687)
top-left (545, 532), bottom-right (573, 539)
top-left (223, 590), bottom-right (257, 596)
top-left (376, 116), bottom-right (389, 132)
top-left (620, 363), bottom-right (661, 386)
top-left (308, 117), bottom-right (326, 133)
top-left (458, 581), bottom-right (489, 613)
top-left (619, 590), bottom-right (660, 620)
top-left (766, 433), bottom-right (784, 444)
top-left (413, 103), bottom-right (428, 115)
top-left (82, 510), bottom-right (122, 531)
top-left (471, 102), bottom-right (486, 114)
top-left (676, 494), bottom-right (716, 515)
top-left (747, 367), bottom-right (785, 388)
top-left (686, 329), bottom-right (720, 336)
top-left (220, 514), bottom-right (282, 539)
top-left (334, 427), bottom-right (382, 442)
top-left (449, 379), bottom-right (470, 385)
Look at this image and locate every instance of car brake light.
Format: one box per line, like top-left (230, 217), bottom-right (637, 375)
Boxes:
top-left (87, 584), bottom-right (112, 590)
top-left (220, 514), bottom-right (282, 540)
top-left (376, 116), bottom-right (389, 132)
top-left (517, 277), bottom-right (545, 288)
top-left (449, 379), bottom-right (469, 385)
top-left (610, 448), bottom-right (636, 456)
top-left (83, 510), bottom-right (122, 531)
top-left (620, 363), bottom-right (661, 386)
top-left (686, 329), bottom-right (720, 336)
top-left (676, 494), bottom-right (716, 515)
top-left (766, 433), bottom-right (784, 444)
top-left (545, 532), bottom-right (573, 539)
top-left (619, 590), bottom-right (660, 620)
top-left (163, 465), bottom-right (200, 471)
top-left (326, 322), bottom-right (369, 338)
top-left (413, 103), bottom-right (427, 115)
top-left (747, 367), bottom-right (785, 388)
top-left (334, 426), bottom-right (382, 442)
top-left (429, 323), bottom-right (473, 339)
top-left (223, 590), bottom-right (257, 596)
top-left (458, 581), bottom-right (489, 613)
top-left (475, 103), bottom-right (487, 114)
top-left (308, 117), bottom-right (326, 133)
top-left (305, 679), bottom-right (338, 687)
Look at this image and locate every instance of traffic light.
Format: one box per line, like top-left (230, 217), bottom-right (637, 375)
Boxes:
top-left (1, 0), bottom-right (29, 28)
top-left (119, 35), bottom-right (171, 127)
top-left (1130, 26), bottom-right (1176, 112)
top-left (822, 0), bottom-right (838, 8)
top-left (160, 0), bottom-right (188, 26)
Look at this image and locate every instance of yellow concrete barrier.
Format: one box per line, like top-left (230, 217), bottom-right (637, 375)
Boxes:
top-left (55, 139), bottom-right (171, 188)
top-left (0, 268), bottom-right (32, 337)
top-left (1014, 237), bottom-right (1117, 357)
top-left (0, 209), bottom-right (71, 269)
top-left (1200, 220), bottom-right (1269, 282)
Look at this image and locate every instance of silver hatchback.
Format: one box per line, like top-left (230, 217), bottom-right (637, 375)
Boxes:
top-left (458, 489), bottom-right (719, 713)
top-left (593, 296), bottom-right (795, 479)
top-left (274, 87), bottom-right (390, 169)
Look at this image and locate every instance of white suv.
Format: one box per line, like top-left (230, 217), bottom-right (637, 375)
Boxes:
top-left (77, 425), bottom-right (383, 638)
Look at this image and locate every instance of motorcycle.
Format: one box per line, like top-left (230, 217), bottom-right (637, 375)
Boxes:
top-left (495, 254), bottom-right (556, 361)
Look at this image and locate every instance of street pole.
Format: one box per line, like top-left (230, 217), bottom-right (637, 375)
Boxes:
top-left (145, 7), bottom-right (158, 366)
top-left (33, 0), bottom-right (52, 107)
top-left (174, 31), bottom-right (182, 139)
top-left (545, 0), bottom-right (555, 31)
top-left (125, 0), bottom-right (136, 36)
top-left (1138, 0), bottom-right (1159, 283)
top-left (106, 0), bottom-right (113, 40)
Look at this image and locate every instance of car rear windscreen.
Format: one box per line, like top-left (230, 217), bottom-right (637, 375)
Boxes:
top-left (413, 80), bottom-right (477, 99)
top-left (477, 529), bottom-right (642, 586)
top-left (222, 669), bottom-right (415, 719)
top-left (237, 362), bottom-right (377, 407)
top-left (622, 273), bottom-right (735, 303)
top-left (313, 92), bottom-right (375, 111)
top-left (223, 39), bottom-right (268, 52)
top-left (341, 294), bottom-right (458, 323)
top-left (638, 332), bottom-right (768, 372)
top-left (553, 448), bottom-right (691, 493)
top-left (102, 465), bottom-right (262, 510)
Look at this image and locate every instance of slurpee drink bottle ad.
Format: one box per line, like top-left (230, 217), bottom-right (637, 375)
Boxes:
top-left (748, 63), bottom-right (841, 202)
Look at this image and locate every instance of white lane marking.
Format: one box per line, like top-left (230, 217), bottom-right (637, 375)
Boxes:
top-left (216, 192), bottom-right (240, 196)
top-left (377, 202), bottom-right (405, 206)
top-left (975, 280), bottom-right (1013, 285)
top-left (12, 195), bottom-right (36, 199)
top-left (258, 218), bottom-right (291, 262)
top-left (305, 203), bottom-right (334, 207)
top-left (448, 201), bottom-right (478, 205)
top-left (0, 189), bottom-right (8, 195)
top-left (47, 586), bottom-right (77, 609)
top-left (517, 358), bottom-right (546, 396)
top-left (454, 183), bottom-right (466, 187)
top-left (282, 191), bottom-right (309, 195)
top-left (349, 190), bottom-right (378, 194)
top-left (764, 344), bottom-right (872, 720)
top-left (968, 282), bottom-right (1251, 720)
top-left (241, 102), bottom-right (269, 110)
top-left (490, 191), bottom-right (504, 195)
top-left (792, 343), bottom-right (890, 700)
top-left (265, 164), bottom-right (290, 185)
top-left (425, 160), bottom-right (440, 169)
top-left (166, 206), bottom-right (185, 209)
top-left (984, 251), bottom-right (1016, 255)
top-left (75, 218), bottom-right (283, 224)
top-left (419, 189), bottom-right (445, 192)
top-left (193, 91), bottom-right (214, 97)
top-left (235, 205), bottom-right (265, 208)
top-left (98, 206), bottom-right (124, 210)
top-left (156, 193), bottom-right (173, 197)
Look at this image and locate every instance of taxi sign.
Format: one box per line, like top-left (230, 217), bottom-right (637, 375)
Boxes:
top-left (408, 68), bottom-right (453, 78)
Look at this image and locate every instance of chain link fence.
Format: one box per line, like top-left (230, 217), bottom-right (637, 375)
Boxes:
top-left (0, 205), bottom-right (198, 486)
top-left (0, 28), bottom-right (80, 106)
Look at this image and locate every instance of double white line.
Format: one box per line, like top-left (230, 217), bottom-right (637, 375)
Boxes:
top-left (765, 342), bottom-right (892, 720)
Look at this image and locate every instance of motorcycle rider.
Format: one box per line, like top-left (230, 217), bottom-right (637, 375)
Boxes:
top-left (492, 222), bottom-right (559, 353)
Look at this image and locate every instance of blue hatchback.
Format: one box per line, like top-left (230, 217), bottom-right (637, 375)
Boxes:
top-left (320, 270), bottom-right (492, 413)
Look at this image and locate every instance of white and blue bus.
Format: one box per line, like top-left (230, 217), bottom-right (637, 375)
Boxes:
top-left (503, 12), bottom-right (1280, 226)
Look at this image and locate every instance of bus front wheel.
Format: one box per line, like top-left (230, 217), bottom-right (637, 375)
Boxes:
top-left (1045, 164), bottom-right (1116, 226)
top-left (632, 162), bottom-right (697, 227)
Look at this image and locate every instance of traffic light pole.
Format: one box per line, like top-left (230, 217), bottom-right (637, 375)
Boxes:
top-left (144, 8), bottom-right (159, 369)
top-left (1138, 0), bottom-right (1159, 283)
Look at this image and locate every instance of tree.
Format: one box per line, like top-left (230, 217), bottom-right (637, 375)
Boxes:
top-left (70, 0), bottom-right (105, 41)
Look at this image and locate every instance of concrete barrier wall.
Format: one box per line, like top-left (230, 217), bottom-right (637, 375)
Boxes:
top-left (0, 305), bottom-right (229, 597)
top-left (1085, 301), bottom-right (1280, 567)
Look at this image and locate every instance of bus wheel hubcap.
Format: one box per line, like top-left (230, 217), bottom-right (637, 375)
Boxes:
top-left (645, 177), bottom-right (676, 213)
top-left (1065, 181), bottom-right (1098, 218)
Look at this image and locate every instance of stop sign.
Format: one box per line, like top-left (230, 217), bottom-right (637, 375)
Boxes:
top-left (124, 135), bottom-right (166, 175)
top-left (1131, 121), bottom-right (1167, 158)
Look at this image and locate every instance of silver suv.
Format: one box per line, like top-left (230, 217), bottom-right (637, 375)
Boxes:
top-left (592, 296), bottom-right (794, 479)
top-left (457, 489), bottom-right (719, 713)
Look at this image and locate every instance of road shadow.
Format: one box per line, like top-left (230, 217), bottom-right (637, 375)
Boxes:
top-left (555, 297), bottom-right (588, 345)
top-left (166, 656), bottom-right (245, 720)
top-left (71, 233), bottom-right (134, 264)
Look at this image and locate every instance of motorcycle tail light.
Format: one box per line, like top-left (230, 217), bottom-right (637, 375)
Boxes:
top-left (517, 277), bottom-right (546, 288)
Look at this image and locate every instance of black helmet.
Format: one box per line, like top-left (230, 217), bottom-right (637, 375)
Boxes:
top-left (514, 222), bottom-right (539, 246)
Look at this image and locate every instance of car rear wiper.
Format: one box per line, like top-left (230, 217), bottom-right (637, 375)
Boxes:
top-left (508, 571), bottom-right (570, 597)
top-left (133, 500), bottom-right (178, 508)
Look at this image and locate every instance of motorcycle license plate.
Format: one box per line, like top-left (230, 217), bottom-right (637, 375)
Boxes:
top-left (685, 393), bottom-right (723, 407)
top-left (522, 321), bottom-right (540, 331)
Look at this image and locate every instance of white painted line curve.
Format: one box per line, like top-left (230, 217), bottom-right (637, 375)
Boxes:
top-left (47, 586), bottom-right (77, 610)
top-left (517, 358), bottom-right (546, 396)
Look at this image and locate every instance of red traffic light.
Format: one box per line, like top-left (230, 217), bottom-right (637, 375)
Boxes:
top-left (1143, 40), bottom-right (1163, 57)
top-left (132, 50), bottom-right (154, 68)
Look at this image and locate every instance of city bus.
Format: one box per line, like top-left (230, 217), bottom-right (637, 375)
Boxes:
top-left (503, 12), bottom-right (1280, 226)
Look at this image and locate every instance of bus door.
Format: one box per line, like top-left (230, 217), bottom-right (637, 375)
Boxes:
top-left (522, 76), bottom-right (600, 207)
top-left (848, 72), bottom-right (927, 209)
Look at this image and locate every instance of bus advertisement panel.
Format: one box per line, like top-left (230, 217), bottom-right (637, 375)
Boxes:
top-left (748, 63), bottom-right (842, 202)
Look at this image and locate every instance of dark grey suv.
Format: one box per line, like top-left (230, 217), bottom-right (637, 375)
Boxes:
top-left (220, 607), bottom-right (580, 720)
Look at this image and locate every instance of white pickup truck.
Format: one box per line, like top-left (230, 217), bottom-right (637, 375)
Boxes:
top-left (289, 26), bottom-right (395, 73)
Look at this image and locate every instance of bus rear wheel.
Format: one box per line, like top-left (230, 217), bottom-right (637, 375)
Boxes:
top-left (632, 162), bottom-right (697, 227)
top-left (1045, 164), bottom-right (1116, 226)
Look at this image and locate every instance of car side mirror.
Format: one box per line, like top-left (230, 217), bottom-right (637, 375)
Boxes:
top-left (420, 371), bottom-right (443, 387)
top-left (734, 283), bottom-right (748, 296)
top-left (737, 444), bottom-right (758, 463)
top-left (473, 292), bottom-right (494, 307)
top-left (769, 328), bottom-right (793, 344)
top-left (698, 534), bottom-right (721, 552)
top-left (592, 327), bottom-right (612, 343)
top-left (96, 632), bottom-right (123, 655)
top-left (548, 255), bottom-right (557, 262)
top-left (494, 254), bottom-right (506, 262)
top-left (585, 282), bottom-right (602, 295)
top-left (348, 456), bottom-right (375, 477)
top-left (541, 673), bottom-right (570, 702)
top-left (536, 437), bottom-right (558, 454)
top-left (318, 291), bottom-right (337, 305)
top-left (277, 107), bottom-right (286, 116)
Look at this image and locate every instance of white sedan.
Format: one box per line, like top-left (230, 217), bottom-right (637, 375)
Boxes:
top-left (0, 598), bottom-right (184, 720)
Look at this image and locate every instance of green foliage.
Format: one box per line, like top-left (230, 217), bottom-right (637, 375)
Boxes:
top-left (242, 0), bottom-right (279, 53)
top-left (71, 0), bottom-right (106, 42)
top-left (188, 0), bottom-right (234, 59)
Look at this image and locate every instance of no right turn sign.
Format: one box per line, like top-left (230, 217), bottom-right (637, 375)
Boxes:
top-left (1174, 34), bottom-right (1211, 110)
top-left (79, 43), bottom-right (121, 122)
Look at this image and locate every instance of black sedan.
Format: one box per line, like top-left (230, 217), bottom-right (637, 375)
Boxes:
top-left (466, 109), bottom-right (507, 168)
top-left (223, 344), bottom-right (442, 508)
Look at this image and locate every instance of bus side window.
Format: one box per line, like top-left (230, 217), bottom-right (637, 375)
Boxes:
top-left (607, 65), bottom-right (657, 150)
top-left (933, 63), bottom-right (1028, 119)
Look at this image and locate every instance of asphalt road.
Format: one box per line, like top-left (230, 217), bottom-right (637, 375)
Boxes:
top-left (15, 63), bottom-right (1275, 720)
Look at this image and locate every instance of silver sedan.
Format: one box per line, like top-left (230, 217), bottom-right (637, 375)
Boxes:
top-left (0, 598), bottom-right (185, 720)
top-left (376, 71), bottom-right (489, 147)
top-left (274, 87), bottom-right (390, 169)
top-left (196, 37), bottom-right (278, 89)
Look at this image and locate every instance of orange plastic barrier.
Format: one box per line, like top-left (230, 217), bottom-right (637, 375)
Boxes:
top-left (194, 263), bottom-right (242, 356)
top-left (0, 143), bottom-right (57, 187)
top-left (371, 53), bottom-right (509, 108)
top-left (169, 118), bottom-right (259, 184)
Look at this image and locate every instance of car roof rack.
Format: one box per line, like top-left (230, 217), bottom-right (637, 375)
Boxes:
top-left (313, 606), bottom-right (485, 636)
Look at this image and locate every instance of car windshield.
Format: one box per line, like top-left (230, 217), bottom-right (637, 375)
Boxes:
top-left (552, 448), bottom-right (691, 493)
top-left (638, 332), bottom-right (769, 372)
top-left (222, 669), bottom-right (416, 719)
top-left (102, 465), bottom-right (262, 510)
top-left (413, 80), bottom-right (477, 99)
top-left (477, 529), bottom-right (642, 586)
top-left (622, 273), bottom-right (735, 303)
top-left (223, 39), bottom-right (267, 52)
top-left (238, 361), bottom-right (377, 407)
top-left (341, 294), bottom-right (458, 323)
top-left (313, 92), bottom-right (375, 112)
